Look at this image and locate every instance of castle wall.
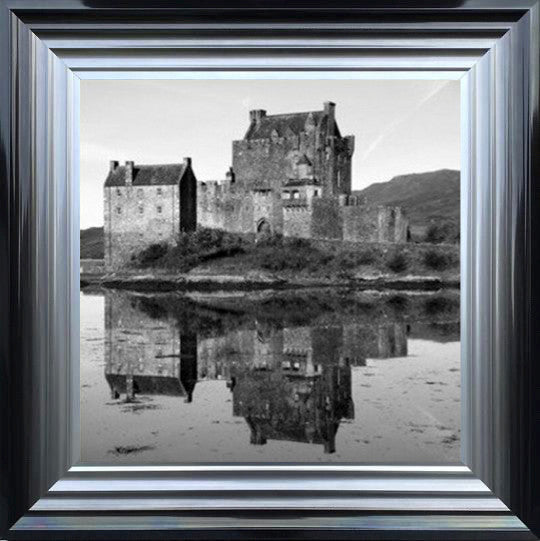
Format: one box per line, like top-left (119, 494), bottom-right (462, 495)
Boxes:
top-left (311, 198), bottom-right (343, 240)
top-left (104, 184), bottom-right (180, 269)
top-left (341, 201), bottom-right (409, 243)
top-left (283, 203), bottom-right (312, 238)
top-left (393, 207), bottom-right (409, 242)
top-left (253, 190), bottom-right (283, 235)
top-left (197, 183), bottom-right (254, 233)
top-left (196, 181), bottom-right (408, 244)
top-left (342, 205), bottom-right (380, 242)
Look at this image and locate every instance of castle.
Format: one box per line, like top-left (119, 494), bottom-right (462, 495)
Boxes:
top-left (104, 102), bottom-right (409, 269)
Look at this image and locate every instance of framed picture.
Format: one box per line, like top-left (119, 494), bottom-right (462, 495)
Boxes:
top-left (1, 1), bottom-right (539, 539)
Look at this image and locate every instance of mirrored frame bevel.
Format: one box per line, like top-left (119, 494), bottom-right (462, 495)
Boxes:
top-left (1, 1), bottom-right (539, 539)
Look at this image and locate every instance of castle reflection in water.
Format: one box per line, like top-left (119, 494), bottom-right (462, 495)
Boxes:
top-left (104, 290), bottom-right (456, 454)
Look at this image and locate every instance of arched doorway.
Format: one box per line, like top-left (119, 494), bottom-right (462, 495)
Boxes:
top-left (256, 219), bottom-right (272, 240)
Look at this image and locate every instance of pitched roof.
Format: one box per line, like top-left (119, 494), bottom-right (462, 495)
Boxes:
top-left (245, 110), bottom-right (334, 140)
top-left (104, 163), bottom-right (188, 187)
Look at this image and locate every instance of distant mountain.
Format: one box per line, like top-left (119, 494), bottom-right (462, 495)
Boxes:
top-left (80, 226), bottom-right (104, 259)
top-left (354, 169), bottom-right (460, 226)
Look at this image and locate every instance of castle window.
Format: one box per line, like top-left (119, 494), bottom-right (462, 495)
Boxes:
top-left (157, 187), bottom-right (162, 195)
top-left (138, 206), bottom-right (143, 214)
top-left (116, 188), bottom-right (122, 196)
top-left (282, 191), bottom-right (290, 200)
top-left (292, 190), bottom-right (300, 199)
top-left (157, 205), bottom-right (162, 214)
top-left (116, 206), bottom-right (122, 214)
top-left (313, 189), bottom-right (319, 197)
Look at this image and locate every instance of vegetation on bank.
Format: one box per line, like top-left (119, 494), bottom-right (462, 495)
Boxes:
top-left (130, 227), bottom-right (459, 279)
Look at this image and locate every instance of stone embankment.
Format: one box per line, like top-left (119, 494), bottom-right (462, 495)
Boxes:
top-left (81, 266), bottom-right (459, 293)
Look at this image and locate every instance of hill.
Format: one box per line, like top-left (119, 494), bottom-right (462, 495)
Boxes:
top-left (354, 169), bottom-right (460, 227)
top-left (80, 226), bottom-right (104, 259)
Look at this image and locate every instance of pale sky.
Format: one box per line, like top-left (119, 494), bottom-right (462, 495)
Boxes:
top-left (80, 79), bottom-right (460, 229)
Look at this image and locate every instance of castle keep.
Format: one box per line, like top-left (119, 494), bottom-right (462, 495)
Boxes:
top-left (104, 102), bottom-right (408, 269)
top-left (104, 158), bottom-right (196, 268)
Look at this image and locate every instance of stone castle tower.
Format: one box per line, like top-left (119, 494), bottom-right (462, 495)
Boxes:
top-left (231, 101), bottom-right (355, 196)
top-left (103, 158), bottom-right (197, 269)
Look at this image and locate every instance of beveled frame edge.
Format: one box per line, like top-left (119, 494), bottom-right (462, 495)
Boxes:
top-left (1, 1), bottom-right (539, 539)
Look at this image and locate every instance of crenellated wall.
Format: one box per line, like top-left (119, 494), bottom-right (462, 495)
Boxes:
top-left (197, 182), bottom-right (253, 233)
top-left (197, 180), bottom-right (409, 244)
top-left (282, 202), bottom-right (312, 238)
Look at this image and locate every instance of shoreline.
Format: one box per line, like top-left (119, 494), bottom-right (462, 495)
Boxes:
top-left (80, 272), bottom-right (459, 293)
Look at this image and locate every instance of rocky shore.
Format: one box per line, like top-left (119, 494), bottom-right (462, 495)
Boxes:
top-left (80, 270), bottom-right (459, 293)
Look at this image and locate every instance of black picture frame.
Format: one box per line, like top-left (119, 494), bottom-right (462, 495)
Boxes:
top-left (1, 1), bottom-right (539, 539)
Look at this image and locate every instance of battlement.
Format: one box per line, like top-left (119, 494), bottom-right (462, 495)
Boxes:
top-left (252, 188), bottom-right (273, 197)
top-left (198, 179), bottom-right (241, 196)
top-left (283, 203), bottom-right (310, 211)
top-left (338, 194), bottom-right (366, 207)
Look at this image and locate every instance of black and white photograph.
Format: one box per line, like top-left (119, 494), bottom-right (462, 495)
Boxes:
top-left (80, 78), bottom-right (461, 463)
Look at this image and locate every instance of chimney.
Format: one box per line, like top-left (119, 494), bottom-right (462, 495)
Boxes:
top-left (324, 101), bottom-right (336, 136)
top-left (249, 109), bottom-right (266, 125)
top-left (109, 160), bottom-right (119, 172)
top-left (225, 166), bottom-right (235, 184)
top-left (124, 160), bottom-right (134, 185)
top-left (324, 101), bottom-right (336, 116)
top-left (183, 157), bottom-right (192, 167)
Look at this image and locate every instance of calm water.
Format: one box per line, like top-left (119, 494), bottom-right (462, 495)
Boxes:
top-left (80, 288), bottom-right (461, 463)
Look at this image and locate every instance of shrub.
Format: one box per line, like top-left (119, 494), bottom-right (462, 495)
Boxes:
top-left (423, 250), bottom-right (454, 271)
top-left (134, 243), bottom-right (169, 267)
top-left (424, 296), bottom-right (459, 316)
top-left (334, 248), bottom-right (376, 271)
top-left (386, 252), bottom-right (409, 273)
top-left (254, 237), bottom-right (329, 272)
top-left (131, 228), bottom-right (247, 271)
top-left (425, 222), bottom-right (460, 244)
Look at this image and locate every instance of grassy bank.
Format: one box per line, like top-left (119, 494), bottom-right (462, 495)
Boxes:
top-left (130, 228), bottom-right (459, 282)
